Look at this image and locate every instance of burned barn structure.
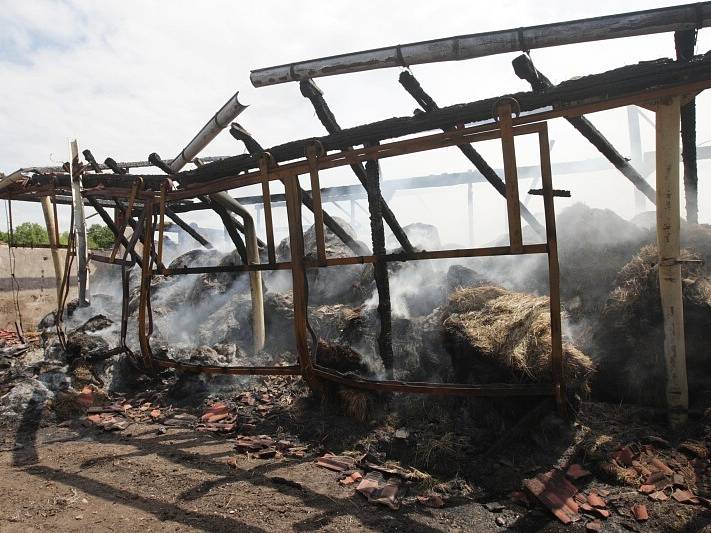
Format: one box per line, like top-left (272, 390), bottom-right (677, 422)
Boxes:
top-left (2, 3), bottom-right (711, 426)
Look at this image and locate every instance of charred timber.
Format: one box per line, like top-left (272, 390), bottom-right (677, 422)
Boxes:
top-left (676, 29), bottom-right (699, 224)
top-left (365, 148), bottom-right (394, 377)
top-left (299, 79), bottom-right (415, 254)
top-left (182, 54), bottom-right (711, 185)
top-left (104, 157), bottom-right (127, 175)
top-left (398, 71), bottom-right (545, 237)
top-left (85, 197), bottom-right (143, 266)
top-left (512, 53), bottom-right (656, 204)
top-left (164, 207), bottom-right (213, 248)
top-left (82, 150), bottom-right (103, 173)
top-left (229, 122), bottom-right (371, 257)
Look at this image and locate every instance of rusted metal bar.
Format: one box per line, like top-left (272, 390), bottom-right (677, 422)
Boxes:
top-left (399, 70), bottom-right (545, 237)
top-left (284, 174), bottom-right (317, 388)
top-left (138, 201), bottom-right (155, 369)
top-left (300, 79), bottom-right (415, 253)
top-left (250, 2), bottom-right (711, 86)
top-left (538, 126), bottom-right (566, 417)
top-left (152, 359), bottom-right (301, 375)
top-left (159, 242), bottom-right (548, 275)
top-left (365, 145), bottom-right (394, 378)
top-left (676, 29), bottom-right (699, 224)
top-left (497, 102), bottom-right (524, 253)
top-left (311, 365), bottom-right (553, 396)
top-left (512, 53), bottom-right (657, 204)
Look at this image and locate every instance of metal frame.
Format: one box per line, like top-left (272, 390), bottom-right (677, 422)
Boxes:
top-left (132, 118), bottom-right (567, 412)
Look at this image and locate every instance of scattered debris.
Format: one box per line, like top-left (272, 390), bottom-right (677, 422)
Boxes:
top-left (523, 469), bottom-right (580, 524)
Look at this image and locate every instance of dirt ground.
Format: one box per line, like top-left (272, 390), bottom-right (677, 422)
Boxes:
top-left (1, 389), bottom-right (711, 532)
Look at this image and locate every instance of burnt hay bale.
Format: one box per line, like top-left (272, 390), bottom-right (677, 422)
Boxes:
top-left (441, 286), bottom-right (593, 392)
top-left (591, 244), bottom-right (711, 406)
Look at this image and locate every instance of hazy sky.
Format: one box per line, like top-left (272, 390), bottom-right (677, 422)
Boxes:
top-left (1, 0), bottom-right (709, 246)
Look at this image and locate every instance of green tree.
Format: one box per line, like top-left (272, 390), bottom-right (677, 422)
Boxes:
top-left (8, 222), bottom-right (49, 245)
top-left (86, 224), bottom-right (115, 249)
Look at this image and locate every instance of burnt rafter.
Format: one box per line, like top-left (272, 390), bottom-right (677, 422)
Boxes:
top-left (299, 78), bottom-right (415, 254)
top-left (398, 70), bottom-right (545, 237)
top-left (229, 122), bottom-right (371, 257)
top-left (180, 53), bottom-right (711, 185)
top-left (511, 53), bottom-right (656, 204)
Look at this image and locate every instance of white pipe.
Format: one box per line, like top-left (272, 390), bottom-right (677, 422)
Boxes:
top-left (168, 92), bottom-right (247, 173)
top-left (168, 92), bottom-right (265, 353)
top-left (250, 2), bottom-right (711, 87)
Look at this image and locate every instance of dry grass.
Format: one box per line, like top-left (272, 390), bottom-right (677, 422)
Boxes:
top-left (442, 286), bottom-right (593, 389)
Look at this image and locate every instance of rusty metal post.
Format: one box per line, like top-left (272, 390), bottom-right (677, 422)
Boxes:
top-left (538, 126), bottom-right (566, 417)
top-left (284, 174), bottom-right (317, 388)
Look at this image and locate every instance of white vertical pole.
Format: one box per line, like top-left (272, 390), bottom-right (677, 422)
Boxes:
top-left (70, 139), bottom-right (90, 306)
top-left (655, 96), bottom-right (688, 427)
top-left (628, 106), bottom-right (646, 214)
top-left (467, 182), bottom-right (475, 245)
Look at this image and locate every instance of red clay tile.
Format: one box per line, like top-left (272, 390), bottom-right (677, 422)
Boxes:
top-left (523, 470), bottom-right (580, 524)
top-left (631, 503), bottom-right (648, 522)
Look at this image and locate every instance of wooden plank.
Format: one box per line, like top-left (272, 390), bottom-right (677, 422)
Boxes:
top-left (250, 2), bottom-right (711, 86)
top-left (497, 103), bottom-right (523, 253)
top-left (655, 96), bottom-right (689, 427)
top-left (538, 126), bottom-right (566, 418)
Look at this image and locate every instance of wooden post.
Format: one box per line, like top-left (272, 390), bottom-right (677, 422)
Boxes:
top-left (40, 196), bottom-right (63, 306)
top-left (70, 140), bottom-right (90, 306)
top-left (497, 103), bottom-right (524, 253)
top-left (655, 96), bottom-right (688, 427)
top-left (284, 174), bottom-right (317, 388)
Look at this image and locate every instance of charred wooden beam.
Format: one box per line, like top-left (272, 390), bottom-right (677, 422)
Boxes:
top-left (85, 196), bottom-right (143, 266)
top-left (148, 153), bottom-right (175, 175)
top-left (229, 123), bottom-right (371, 256)
top-left (398, 71), bottom-right (545, 237)
top-left (104, 157), bottom-right (127, 175)
top-left (365, 146), bottom-right (393, 378)
top-left (82, 150), bottom-right (103, 173)
top-left (184, 53), bottom-right (711, 185)
top-left (676, 29), bottom-right (699, 224)
top-left (205, 196), bottom-right (248, 262)
top-left (164, 207), bottom-right (213, 249)
top-left (512, 53), bottom-right (657, 204)
top-left (299, 79), bottom-right (415, 253)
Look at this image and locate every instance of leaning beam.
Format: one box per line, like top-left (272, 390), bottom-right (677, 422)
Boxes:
top-left (299, 79), bottom-right (415, 254)
top-left (512, 53), bottom-right (656, 204)
top-left (250, 2), bottom-right (711, 86)
top-left (399, 71), bottom-right (545, 237)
